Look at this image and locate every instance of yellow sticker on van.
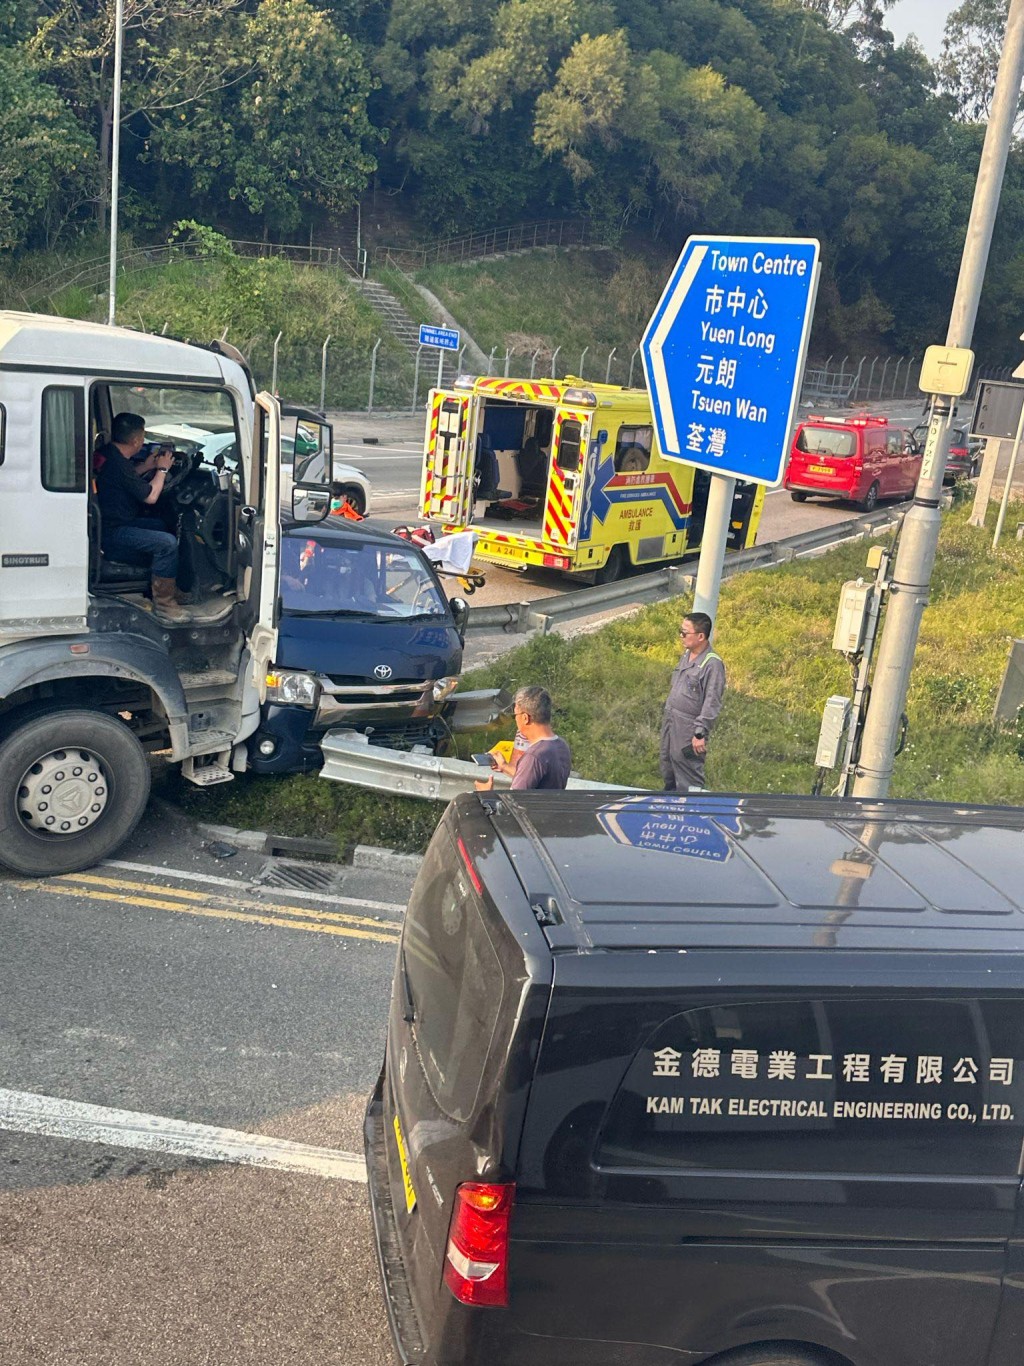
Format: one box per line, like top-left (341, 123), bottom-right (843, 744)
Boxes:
top-left (393, 1114), bottom-right (417, 1213)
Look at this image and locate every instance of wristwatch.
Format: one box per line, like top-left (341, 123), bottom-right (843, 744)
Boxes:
top-left (693, 730), bottom-right (706, 740)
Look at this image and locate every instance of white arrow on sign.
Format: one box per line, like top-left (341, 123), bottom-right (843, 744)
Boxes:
top-left (645, 244), bottom-right (708, 455)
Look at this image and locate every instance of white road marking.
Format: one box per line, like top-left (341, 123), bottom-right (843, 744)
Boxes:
top-left (102, 859), bottom-right (406, 917)
top-left (0, 1088), bottom-right (368, 1184)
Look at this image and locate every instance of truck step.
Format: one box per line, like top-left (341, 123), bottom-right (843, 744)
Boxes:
top-left (182, 750), bottom-right (234, 786)
top-left (180, 669), bottom-right (238, 692)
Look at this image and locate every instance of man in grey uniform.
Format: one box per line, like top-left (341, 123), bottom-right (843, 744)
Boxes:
top-left (660, 612), bottom-right (725, 792)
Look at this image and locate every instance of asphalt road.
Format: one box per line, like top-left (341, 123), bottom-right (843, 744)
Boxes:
top-left (0, 799), bottom-right (415, 1364)
top-left (330, 409), bottom-right (894, 610)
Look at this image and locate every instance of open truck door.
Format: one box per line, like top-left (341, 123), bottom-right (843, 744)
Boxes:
top-left (246, 391), bottom-right (282, 688)
top-left (421, 389), bottom-right (474, 525)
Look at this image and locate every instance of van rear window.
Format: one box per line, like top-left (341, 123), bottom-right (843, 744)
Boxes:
top-left (796, 426), bottom-right (857, 458)
top-left (401, 832), bottom-right (504, 1123)
top-left (597, 997), bottom-right (1024, 1177)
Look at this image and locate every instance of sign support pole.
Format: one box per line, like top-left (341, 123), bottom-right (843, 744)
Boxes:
top-left (993, 402), bottom-right (1024, 546)
top-left (692, 476), bottom-right (736, 621)
top-left (969, 436), bottom-right (1004, 527)
top-left (436, 349), bottom-right (445, 389)
top-left (852, 0), bottom-right (1024, 798)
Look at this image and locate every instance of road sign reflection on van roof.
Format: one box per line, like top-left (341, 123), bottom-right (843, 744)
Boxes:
top-left (597, 796), bottom-right (742, 861)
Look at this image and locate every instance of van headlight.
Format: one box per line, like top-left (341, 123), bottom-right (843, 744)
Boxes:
top-left (266, 670), bottom-right (320, 707)
top-left (432, 676), bottom-right (460, 703)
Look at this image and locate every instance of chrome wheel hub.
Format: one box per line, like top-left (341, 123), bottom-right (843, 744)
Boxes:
top-left (17, 748), bottom-right (109, 835)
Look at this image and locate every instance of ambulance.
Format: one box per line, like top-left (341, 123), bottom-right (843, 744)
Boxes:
top-left (420, 376), bottom-right (765, 582)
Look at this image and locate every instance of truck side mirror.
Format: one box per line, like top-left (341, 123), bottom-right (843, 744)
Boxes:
top-left (450, 596), bottom-right (469, 636)
top-left (292, 483), bottom-right (331, 522)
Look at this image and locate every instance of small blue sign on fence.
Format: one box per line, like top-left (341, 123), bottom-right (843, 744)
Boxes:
top-left (419, 324), bottom-right (460, 351)
top-left (641, 236), bottom-right (820, 486)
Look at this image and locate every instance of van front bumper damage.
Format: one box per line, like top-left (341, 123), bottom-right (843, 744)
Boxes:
top-left (248, 686), bottom-right (509, 774)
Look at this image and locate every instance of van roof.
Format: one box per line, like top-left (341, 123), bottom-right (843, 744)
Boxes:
top-left (454, 375), bottom-right (644, 406)
top-left (484, 792), bottom-right (1024, 953)
top-left (0, 311), bottom-right (232, 383)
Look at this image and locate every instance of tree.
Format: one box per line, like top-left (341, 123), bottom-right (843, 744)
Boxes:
top-left (153, 0), bottom-right (381, 232)
top-left (938, 0), bottom-right (1013, 124)
top-left (28, 0), bottom-right (245, 231)
top-left (0, 42), bottom-right (92, 250)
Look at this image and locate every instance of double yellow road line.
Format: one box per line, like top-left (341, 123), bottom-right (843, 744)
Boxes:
top-left (13, 871), bottom-right (402, 944)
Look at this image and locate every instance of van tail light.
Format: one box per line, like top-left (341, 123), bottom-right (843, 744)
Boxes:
top-left (457, 835), bottom-right (483, 895)
top-left (444, 1181), bottom-right (515, 1307)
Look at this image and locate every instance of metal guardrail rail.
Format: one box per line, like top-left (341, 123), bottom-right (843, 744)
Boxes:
top-left (464, 505), bottom-right (906, 635)
top-left (320, 730), bottom-right (635, 802)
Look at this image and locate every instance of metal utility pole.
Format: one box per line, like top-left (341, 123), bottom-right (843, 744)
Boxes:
top-left (107, 0), bottom-right (124, 326)
top-left (852, 0), bottom-right (1024, 799)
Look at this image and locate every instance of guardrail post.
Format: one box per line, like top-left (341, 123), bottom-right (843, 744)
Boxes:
top-left (605, 347), bottom-right (616, 384)
top-left (578, 346), bottom-right (588, 378)
top-left (412, 343), bottom-right (424, 411)
top-left (551, 345), bottom-right (561, 379)
top-left (271, 330), bottom-right (283, 395)
top-left (628, 347), bottom-right (640, 388)
top-left (504, 347), bottom-right (512, 377)
top-left (487, 346), bottom-right (497, 375)
top-left (367, 338), bottom-right (381, 413)
top-left (320, 334), bottom-right (332, 410)
top-left (530, 348), bottom-right (540, 379)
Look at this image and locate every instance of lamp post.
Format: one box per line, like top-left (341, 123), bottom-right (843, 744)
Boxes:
top-left (107, 0), bottom-right (124, 326)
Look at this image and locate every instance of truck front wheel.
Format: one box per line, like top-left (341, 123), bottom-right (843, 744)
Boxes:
top-left (0, 709), bottom-right (151, 877)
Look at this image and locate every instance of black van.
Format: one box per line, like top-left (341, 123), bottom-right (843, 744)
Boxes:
top-left (365, 791), bottom-right (1024, 1366)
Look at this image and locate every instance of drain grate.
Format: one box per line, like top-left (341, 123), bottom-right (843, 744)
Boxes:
top-left (259, 859), bottom-right (342, 893)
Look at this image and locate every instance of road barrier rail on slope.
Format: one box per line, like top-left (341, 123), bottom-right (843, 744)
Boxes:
top-left (464, 505), bottom-right (906, 635)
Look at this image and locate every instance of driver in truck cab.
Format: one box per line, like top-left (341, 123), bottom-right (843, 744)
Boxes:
top-left (94, 410), bottom-right (187, 622)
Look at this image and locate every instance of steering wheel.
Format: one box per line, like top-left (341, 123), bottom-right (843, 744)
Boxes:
top-left (162, 448), bottom-right (196, 493)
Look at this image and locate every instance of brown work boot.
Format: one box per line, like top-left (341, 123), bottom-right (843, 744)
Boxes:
top-left (152, 576), bottom-right (189, 622)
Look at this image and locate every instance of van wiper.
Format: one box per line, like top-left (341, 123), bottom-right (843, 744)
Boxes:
top-left (284, 607), bottom-right (378, 618)
top-left (399, 948), bottom-right (416, 1023)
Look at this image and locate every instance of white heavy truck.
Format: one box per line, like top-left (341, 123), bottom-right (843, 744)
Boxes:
top-left (0, 311), bottom-right (308, 877)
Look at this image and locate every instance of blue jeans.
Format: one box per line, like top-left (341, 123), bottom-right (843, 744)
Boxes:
top-left (103, 518), bottom-right (178, 578)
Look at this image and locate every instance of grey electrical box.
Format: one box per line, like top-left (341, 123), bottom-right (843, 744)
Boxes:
top-left (832, 580), bottom-right (873, 654)
top-left (815, 696), bottom-right (851, 768)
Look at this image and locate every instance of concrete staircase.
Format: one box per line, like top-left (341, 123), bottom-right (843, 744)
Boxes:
top-left (351, 278), bottom-right (462, 384)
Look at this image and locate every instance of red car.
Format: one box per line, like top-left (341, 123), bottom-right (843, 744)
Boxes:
top-left (784, 414), bottom-right (922, 511)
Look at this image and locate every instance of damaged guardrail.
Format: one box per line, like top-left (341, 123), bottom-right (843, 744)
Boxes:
top-left (320, 730), bottom-right (637, 802)
top-left (465, 506), bottom-right (905, 635)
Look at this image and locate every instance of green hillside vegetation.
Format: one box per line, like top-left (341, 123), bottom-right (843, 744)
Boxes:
top-left (5, 0), bottom-right (1024, 363)
top-left (178, 500), bottom-right (1024, 854)
top-left (417, 249), bottom-right (674, 383)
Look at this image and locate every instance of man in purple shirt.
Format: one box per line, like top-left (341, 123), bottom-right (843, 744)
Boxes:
top-left (475, 686), bottom-right (571, 792)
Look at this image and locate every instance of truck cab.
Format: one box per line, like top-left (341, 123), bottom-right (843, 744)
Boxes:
top-left (0, 311), bottom-right (290, 876)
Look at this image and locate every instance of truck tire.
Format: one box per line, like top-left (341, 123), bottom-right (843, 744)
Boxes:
top-left (0, 709), bottom-right (151, 877)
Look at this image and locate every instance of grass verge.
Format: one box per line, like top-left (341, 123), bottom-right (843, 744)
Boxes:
top-left (174, 500), bottom-right (1024, 856)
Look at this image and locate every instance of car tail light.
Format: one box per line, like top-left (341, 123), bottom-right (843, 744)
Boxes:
top-left (950, 446), bottom-right (968, 458)
top-left (444, 1181), bottom-right (515, 1307)
top-left (542, 553), bottom-right (570, 569)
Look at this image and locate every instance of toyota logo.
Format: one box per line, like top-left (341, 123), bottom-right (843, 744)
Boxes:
top-left (373, 664), bottom-right (393, 680)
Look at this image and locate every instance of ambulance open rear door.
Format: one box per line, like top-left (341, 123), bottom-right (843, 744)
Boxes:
top-left (421, 390), bottom-right (474, 525)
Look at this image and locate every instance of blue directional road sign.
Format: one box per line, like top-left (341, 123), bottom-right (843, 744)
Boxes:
top-left (419, 324), bottom-right (460, 351)
top-left (641, 236), bottom-right (819, 486)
